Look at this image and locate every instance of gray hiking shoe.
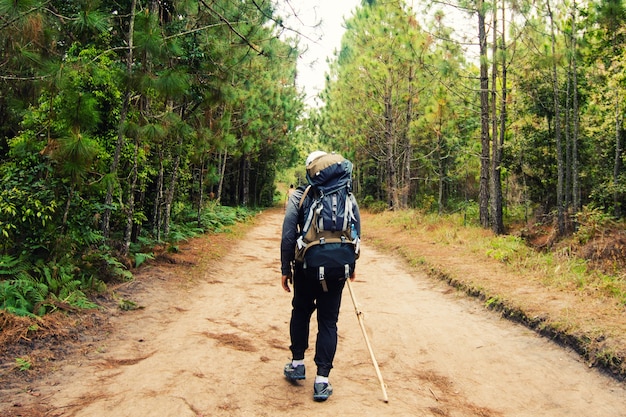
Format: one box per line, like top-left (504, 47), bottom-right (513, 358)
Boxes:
top-left (313, 382), bottom-right (333, 401)
top-left (284, 362), bottom-right (305, 381)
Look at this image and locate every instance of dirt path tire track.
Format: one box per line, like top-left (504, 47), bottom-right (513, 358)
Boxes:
top-left (2, 208), bottom-right (626, 416)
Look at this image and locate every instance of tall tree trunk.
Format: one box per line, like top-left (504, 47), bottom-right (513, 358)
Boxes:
top-left (437, 114), bottom-right (445, 215)
top-left (565, 68), bottom-right (572, 211)
top-left (241, 152), bottom-right (250, 207)
top-left (62, 186), bottom-right (73, 232)
top-left (568, 2), bottom-right (580, 218)
top-left (497, 0), bottom-right (507, 232)
top-left (102, 0), bottom-right (136, 238)
top-left (217, 148), bottom-right (227, 204)
top-left (403, 65), bottom-right (414, 209)
top-left (197, 156), bottom-right (205, 226)
top-left (133, 181), bottom-right (146, 242)
top-left (613, 94), bottom-right (623, 217)
top-left (153, 148), bottom-right (164, 240)
top-left (385, 83), bottom-right (399, 209)
top-left (491, 0), bottom-right (505, 234)
top-left (163, 134), bottom-right (183, 237)
top-left (564, 4), bottom-right (577, 214)
top-left (478, 0), bottom-right (491, 228)
top-left (572, 48), bottom-right (580, 217)
top-left (122, 137), bottom-right (139, 256)
top-left (547, 0), bottom-right (565, 235)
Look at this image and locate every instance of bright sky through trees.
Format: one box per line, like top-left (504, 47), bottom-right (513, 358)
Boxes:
top-left (280, 0), bottom-right (361, 107)
top-left (281, 1), bottom-right (476, 107)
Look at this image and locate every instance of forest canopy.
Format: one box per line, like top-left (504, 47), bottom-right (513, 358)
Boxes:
top-left (0, 0), bottom-right (304, 315)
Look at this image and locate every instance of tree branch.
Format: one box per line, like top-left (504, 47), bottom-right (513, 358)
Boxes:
top-left (198, 0), bottom-right (265, 56)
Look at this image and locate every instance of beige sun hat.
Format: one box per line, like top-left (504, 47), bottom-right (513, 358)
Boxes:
top-left (305, 150), bottom-right (327, 167)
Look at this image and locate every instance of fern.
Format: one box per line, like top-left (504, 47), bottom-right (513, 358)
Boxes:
top-left (0, 260), bottom-right (100, 315)
top-left (0, 277), bottom-right (48, 317)
top-left (0, 255), bottom-right (32, 280)
top-left (102, 253), bottom-right (133, 281)
top-left (0, 255), bottom-right (21, 276)
top-left (134, 252), bottom-right (154, 268)
top-left (39, 262), bottom-right (98, 312)
top-left (3, 305), bottom-right (36, 318)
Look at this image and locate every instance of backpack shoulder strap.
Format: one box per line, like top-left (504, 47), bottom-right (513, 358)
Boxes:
top-left (298, 185), bottom-right (312, 209)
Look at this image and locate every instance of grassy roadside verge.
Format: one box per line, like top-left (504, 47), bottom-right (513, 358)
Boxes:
top-left (362, 210), bottom-right (626, 382)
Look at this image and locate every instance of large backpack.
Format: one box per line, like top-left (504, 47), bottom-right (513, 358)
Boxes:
top-left (295, 153), bottom-right (360, 287)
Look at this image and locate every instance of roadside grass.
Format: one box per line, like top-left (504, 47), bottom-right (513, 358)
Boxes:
top-left (364, 209), bottom-right (626, 380)
top-left (367, 209), bottom-right (626, 306)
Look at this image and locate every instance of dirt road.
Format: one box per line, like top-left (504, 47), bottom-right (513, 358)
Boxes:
top-left (3, 208), bottom-right (626, 416)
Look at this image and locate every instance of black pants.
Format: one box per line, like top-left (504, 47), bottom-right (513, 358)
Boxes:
top-left (289, 263), bottom-right (347, 377)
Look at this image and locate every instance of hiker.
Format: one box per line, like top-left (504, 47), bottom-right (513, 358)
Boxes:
top-left (280, 150), bottom-right (361, 402)
top-left (284, 184), bottom-right (295, 211)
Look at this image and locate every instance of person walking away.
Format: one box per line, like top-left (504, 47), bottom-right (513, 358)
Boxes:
top-left (280, 151), bottom-right (361, 402)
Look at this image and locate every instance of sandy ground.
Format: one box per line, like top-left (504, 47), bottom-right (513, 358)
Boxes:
top-left (2, 208), bottom-right (626, 416)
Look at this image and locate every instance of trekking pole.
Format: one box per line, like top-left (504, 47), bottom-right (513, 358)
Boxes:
top-left (346, 278), bottom-right (389, 403)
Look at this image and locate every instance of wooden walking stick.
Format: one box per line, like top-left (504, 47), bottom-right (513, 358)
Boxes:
top-left (346, 278), bottom-right (389, 403)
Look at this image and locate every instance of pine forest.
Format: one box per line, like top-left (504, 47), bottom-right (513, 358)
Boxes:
top-left (1, 0), bottom-right (626, 316)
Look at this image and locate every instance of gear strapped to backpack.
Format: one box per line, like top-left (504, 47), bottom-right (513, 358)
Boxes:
top-left (295, 153), bottom-right (360, 291)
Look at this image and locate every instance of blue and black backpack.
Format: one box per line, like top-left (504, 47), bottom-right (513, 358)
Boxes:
top-left (295, 153), bottom-right (360, 289)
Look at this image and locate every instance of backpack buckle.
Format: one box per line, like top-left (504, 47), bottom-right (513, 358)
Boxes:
top-left (319, 266), bottom-right (328, 292)
top-left (319, 237), bottom-right (325, 245)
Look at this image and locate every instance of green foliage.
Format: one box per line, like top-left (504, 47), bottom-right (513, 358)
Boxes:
top-left (0, 277), bottom-right (47, 317)
top-left (134, 252), bottom-right (155, 268)
top-left (444, 200), bottom-right (482, 227)
top-left (166, 224), bottom-right (203, 243)
top-left (0, 257), bottom-right (46, 316)
top-left (196, 203), bottom-right (254, 233)
top-left (0, 255), bottom-right (26, 278)
top-left (34, 260), bottom-right (98, 312)
top-left (373, 208), bottom-right (626, 307)
top-left (118, 298), bottom-right (143, 311)
top-left (320, 0), bottom-right (478, 212)
top-left (0, 253), bottom-right (104, 316)
top-left (125, 203), bottom-right (253, 268)
top-left (79, 249), bottom-right (133, 283)
top-left (0, 0), bottom-right (298, 318)
top-left (5, 0), bottom-right (626, 321)
top-left (485, 296), bottom-right (501, 309)
top-left (15, 357), bottom-right (32, 372)
top-left (361, 196), bottom-right (388, 213)
top-left (486, 235), bottom-right (531, 264)
top-left (574, 206), bottom-right (617, 244)
top-left (0, 161), bottom-right (57, 248)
